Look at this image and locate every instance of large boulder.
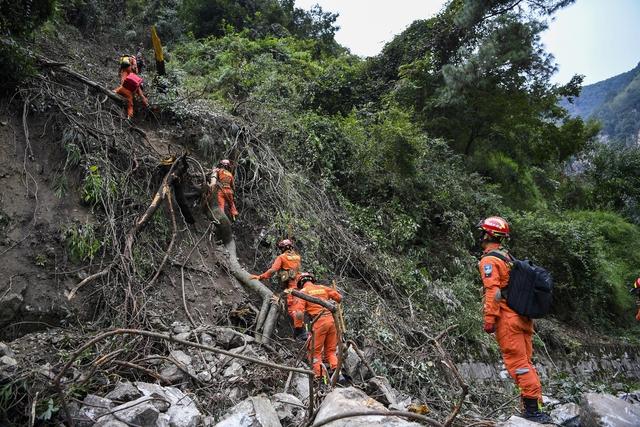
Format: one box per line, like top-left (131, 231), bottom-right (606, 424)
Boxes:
top-left (581, 393), bottom-right (640, 427)
top-left (215, 395), bottom-right (282, 427)
top-left (314, 387), bottom-right (421, 426)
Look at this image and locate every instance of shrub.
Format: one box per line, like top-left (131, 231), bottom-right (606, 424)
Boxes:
top-left (509, 210), bottom-right (639, 328)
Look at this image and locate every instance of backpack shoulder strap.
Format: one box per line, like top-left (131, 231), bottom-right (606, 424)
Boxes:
top-left (482, 250), bottom-right (514, 265)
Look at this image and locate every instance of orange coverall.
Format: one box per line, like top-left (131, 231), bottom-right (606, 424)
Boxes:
top-left (258, 250), bottom-right (302, 327)
top-left (114, 73), bottom-right (148, 118)
top-left (216, 168), bottom-right (239, 219)
top-left (479, 243), bottom-right (542, 401)
top-left (293, 282), bottom-right (342, 377)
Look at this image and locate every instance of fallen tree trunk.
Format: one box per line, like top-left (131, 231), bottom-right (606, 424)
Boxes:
top-left (36, 55), bottom-right (127, 104)
top-left (205, 197), bottom-right (278, 343)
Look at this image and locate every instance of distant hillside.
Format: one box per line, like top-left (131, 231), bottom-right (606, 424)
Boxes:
top-left (562, 62), bottom-right (640, 144)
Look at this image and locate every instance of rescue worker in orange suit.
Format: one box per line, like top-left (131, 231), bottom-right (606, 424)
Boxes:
top-left (290, 272), bottom-right (342, 378)
top-left (250, 239), bottom-right (306, 340)
top-left (631, 278), bottom-right (640, 321)
top-left (118, 55), bottom-right (138, 83)
top-left (477, 217), bottom-right (552, 424)
top-left (213, 159), bottom-right (239, 221)
top-left (114, 72), bottom-right (148, 118)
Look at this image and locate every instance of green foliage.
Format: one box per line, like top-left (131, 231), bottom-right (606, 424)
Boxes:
top-left (64, 222), bottom-right (102, 262)
top-left (509, 210), bottom-right (639, 328)
top-left (565, 143), bottom-right (640, 224)
top-left (179, 0), bottom-right (338, 52)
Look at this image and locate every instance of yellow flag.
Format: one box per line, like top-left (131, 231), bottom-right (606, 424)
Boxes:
top-left (151, 26), bottom-right (164, 62)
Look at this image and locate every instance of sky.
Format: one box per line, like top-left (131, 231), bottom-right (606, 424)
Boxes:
top-left (295, 0), bottom-right (640, 85)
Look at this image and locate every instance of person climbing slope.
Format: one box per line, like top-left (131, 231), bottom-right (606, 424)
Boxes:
top-left (290, 272), bottom-right (342, 378)
top-left (118, 54), bottom-right (138, 83)
top-left (210, 159), bottom-right (239, 221)
top-left (477, 216), bottom-right (552, 424)
top-left (251, 239), bottom-right (306, 340)
top-left (114, 71), bottom-right (148, 119)
top-left (631, 278), bottom-right (640, 321)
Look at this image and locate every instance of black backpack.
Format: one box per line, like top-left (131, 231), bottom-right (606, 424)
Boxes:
top-left (484, 251), bottom-right (553, 319)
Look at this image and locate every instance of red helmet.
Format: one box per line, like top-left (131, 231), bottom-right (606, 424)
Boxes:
top-left (634, 278), bottom-right (640, 289)
top-left (477, 216), bottom-right (510, 238)
top-left (297, 272), bottom-right (315, 289)
top-left (277, 239), bottom-right (293, 250)
top-left (219, 159), bottom-right (231, 167)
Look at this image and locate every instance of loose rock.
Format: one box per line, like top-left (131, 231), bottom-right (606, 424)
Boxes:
top-left (367, 376), bottom-right (398, 406)
top-left (215, 395), bottom-right (282, 427)
top-left (271, 393), bottom-right (304, 425)
top-left (498, 415), bottom-right (546, 426)
top-left (77, 394), bottom-right (115, 427)
top-left (314, 387), bottom-right (421, 426)
top-left (550, 402), bottom-right (580, 427)
top-left (110, 397), bottom-right (160, 426)
top-left (105, 381), bottom-right (142, 402)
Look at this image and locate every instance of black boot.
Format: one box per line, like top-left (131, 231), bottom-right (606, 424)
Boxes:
top-left (294, 327), bottom-right (308, 341)
top-left (522, 397), bottom-right (552, 424)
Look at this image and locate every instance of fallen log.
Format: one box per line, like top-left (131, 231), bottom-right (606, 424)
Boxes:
top-left (35, 55), bottom-right (127, 104)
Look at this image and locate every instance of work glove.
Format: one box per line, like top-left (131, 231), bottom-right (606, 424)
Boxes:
top-left (483, 322), bottom-right (496, 334)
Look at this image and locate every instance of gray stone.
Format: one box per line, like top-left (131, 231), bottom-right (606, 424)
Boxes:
top-left (0, 343), bottom-right (14, 357)
top-left (202, 415), bottom-right (216, 426)
top-left (156, 412), bottom-right (171, 427)
top-left (77, 394), bottom-right (115, 427)
top-left (135, 382), bottom-right (201, 427)
top-left (581, 393), bottom-right (640, 427)
top-left (214, 327), bottom-right (253, 349)
top-left (224, 361), bottom-right (243, 378)
top-left (271, 393), bottom-right (304, 425)
top-left (170, 350), bottom-right (192, 366)
top-left (498, 415), bottom-right (546, 427)
top-left (172, 322), bottom-right (191, 334)
top-left (314, 387), bottom-right (421, 426)
top-left (367, 376), bottom-right (397, 406)
top-left (160, 364), bottom-right (186, 384)
top-left (201, 333), bottom-right (214, 346)
top-left (174, 332), bottom-right (191, 341)
top-left (197, 370), bottom-right (213, 382)
top-left (215, 395), bottom-right (282, 427)
top-left (93, 418), bottom-right (128, 427)
top-left (550, 403), bottom-right (580, 427)
top-left (0, 356), bottom-right (17, 367)
top-left (111, 397), bottom-right (159, 426)
top-left (105, 381), bottom-right (142, 402)
top-left (292, 373), bottom-right (309, 401)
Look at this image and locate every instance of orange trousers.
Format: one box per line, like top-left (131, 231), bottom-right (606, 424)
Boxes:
top-left (636, 308), bottom-right (640, 321)
top-left (308, 315), bottom-right (338, 377)
top-left (286, 291), bottom-right (304, 328)
top-left (115, 86), bottom-right (135, 118)
top-left (217, 188), bottom-right (238, 218)
top-left (495, 313), bottom-right (542, 400)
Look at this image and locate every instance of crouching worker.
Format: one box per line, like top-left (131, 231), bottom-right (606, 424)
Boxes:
top-left (290, 272), bottom-right (342, 378)
top-left (477, 216), bottom-right (551, 424)
top-left (114, 73), bottom-right (148, 118)
top-left (250, 239), bottom-right (305, 339)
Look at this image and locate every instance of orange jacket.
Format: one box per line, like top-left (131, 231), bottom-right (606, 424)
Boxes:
top-left (216, 168), bottom-right (234, 189)
top-left (478, 243), bottom-right (517, 324)
top-left (294, 282), bottom-right (342, 318)
top-left (259, 250), bottom-right (301, 280)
